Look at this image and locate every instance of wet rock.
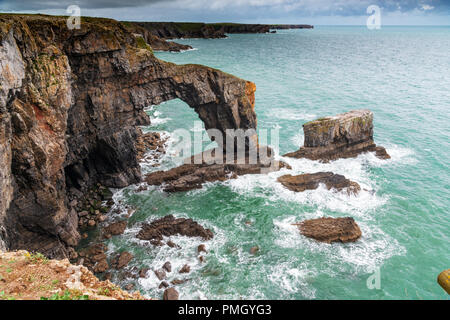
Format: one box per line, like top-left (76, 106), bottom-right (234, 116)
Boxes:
top-left (93, 259), bottom-right (109, 273)
top-left (137, 215), bottom-right (214, 242)
top-left (136, 131), bottom-right (167, 161)
top-left (162, 262), bottom-right (172, 273)
top-left (250, 246), bottom-right (259, 255)
top-left (163, 287), bottom-right (179, 300)
top-left (78, 243), bottom-right (109, 273)
top-left (159, 281), bottom-right (169, 289)
top-left (125, 283), bottom-right (135, 291)
top-left (103, 220), bottom-right (127, 237)
top-left (198, 244), bottom-right (207, 253)
top-left (278, 172), bottom-right (361, 195)
top-left (179, 264), bottom-right (191, 274)
top-left (171, 279), bottom-right (189, 285)
top-left (139, 268), bottom-right (149, 278)
top-left (112, 251), bottom-right (133, 270)
top-left (166, 240), bottom-right (178, 248)
top-left (88, 220), bottom-right (96, 227)
top-left (154, 269), bottom-right (167, 280)
top-left (284, 110), bottom-right (390, 161)
top-left (295, 217), bottom-right (362, 243)
top-left (145, 149), bottom-right (289, 192)
top-left (198, 256), bottom-right (205, 263)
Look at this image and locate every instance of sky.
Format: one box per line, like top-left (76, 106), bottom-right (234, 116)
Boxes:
top-left (0, 0), bottom-right (449, 25)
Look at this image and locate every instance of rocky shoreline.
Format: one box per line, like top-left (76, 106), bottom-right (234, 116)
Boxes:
top-left (122, 22), bottom-right (314, 52)
top-left (0, 14), bottom-right (395, 300)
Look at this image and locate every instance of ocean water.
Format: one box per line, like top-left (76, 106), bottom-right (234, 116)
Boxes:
top-left (105, 26), bottom-right (450, 299)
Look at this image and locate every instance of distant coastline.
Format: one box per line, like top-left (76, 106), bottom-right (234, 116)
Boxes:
top-left (121, 21), bottom-right (313, 52)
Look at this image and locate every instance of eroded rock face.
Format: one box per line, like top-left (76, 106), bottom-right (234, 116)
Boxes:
top-left (137, 215), bottom-right (214, 242)
top-left (145, 148), bottom-right (290, 192)
top-left (278, 172), bottom-right (360, 195)
top-left (295, 217), bottom-right (362, 243)
top-left (284, 110), bottom-right (390, 162)
top-left (0, 14), bottom-right (258, 258)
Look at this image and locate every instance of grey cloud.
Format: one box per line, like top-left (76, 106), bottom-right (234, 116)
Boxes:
top-left (0, 0), bottom-right (169, 10)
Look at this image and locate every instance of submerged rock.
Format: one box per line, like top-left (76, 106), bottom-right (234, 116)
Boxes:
top-left (278, 172), bottom-right (361, 195)
top-left (103, 220), bottom-right (127, 237)
top-left (295, 217), bottom-right (362, 243)
top-left (284, 110), bottom-right (390, 162)
top-left (137, 215), bottom-right (214, 242)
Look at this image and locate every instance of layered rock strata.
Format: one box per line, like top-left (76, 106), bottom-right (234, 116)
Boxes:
top-left (0, 14), bottom-right (258, 258)
top-left (278, 172), bottom-right (360, 195)
top-left (284, 110), bottom-right (390, 161)
top-left (145, 148), bottom-right (290, 192)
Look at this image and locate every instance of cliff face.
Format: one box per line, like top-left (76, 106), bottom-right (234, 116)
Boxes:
top-left (128, 22), bottom-right (313, 40)
top-left (0, 14), bottom-right (257, 258)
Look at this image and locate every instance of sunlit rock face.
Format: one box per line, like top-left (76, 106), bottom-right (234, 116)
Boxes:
top-left (284, 109), bottom-right (390, 161)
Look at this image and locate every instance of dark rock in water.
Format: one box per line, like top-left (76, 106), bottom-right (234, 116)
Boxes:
top-left (145, 148), bottom-right (290, 192)
top-left (171, 279), bottom-right (190, 285)
top-left (154, 269), bottom-right (167, 280)
top-left (179, 264), bottom-right (191, 274)
top-left (139, 268), bottom-right (149, 278)
top-left (166, 240), bottom-right (178, 248)
top-left (112, 251), bottom-right (133, 270)
top-left (159, 281), bottom-right (169, 289)
top-left (284, 110), bottom-right (390, 162)
top-left (250, 246), bottom-right (260, 255)
top-left (278, 172), bottom-right (361, 195)
top-left (78, 243), bottom-right (109, 274)
top-left (163, 287), bottom-right (179, 300)
top-left (295, 217), bottom-right (362, 243)
top-left (198, 244), bottom-right (207, 253)
top-left (137, 215), bottom-right (214, 242)
top-left (103, 220), bottom-right (127, 237)
top-left (162, 261), bottom-right (172, 273)
top-left (125, 283), bottom-right (134, 291)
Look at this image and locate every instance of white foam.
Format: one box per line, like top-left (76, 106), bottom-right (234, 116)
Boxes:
top-left (266, 108), bottom-right (317, 121)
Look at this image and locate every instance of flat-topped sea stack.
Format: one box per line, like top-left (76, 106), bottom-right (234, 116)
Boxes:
top-left (278, 172), bottom-right (360, 195)
top-left (284, 110), bottom-right (390, 162)
top-left (295, 217), bottom-right (362, 243)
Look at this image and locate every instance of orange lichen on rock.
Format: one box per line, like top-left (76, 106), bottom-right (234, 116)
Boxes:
top-left (245, 81), bottom-right (256, 109)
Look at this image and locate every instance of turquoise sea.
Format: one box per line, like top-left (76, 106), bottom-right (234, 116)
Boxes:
top-left (106, 26), bottom-right (450, 299)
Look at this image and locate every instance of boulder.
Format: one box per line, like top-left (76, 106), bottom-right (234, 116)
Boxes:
top-left (295, 217), bottom-right (362, 243)
top-left (103, 220), bottom-right (127, 237)
top-left (162, 261), bottom-right (172, 273)
top-left (163, 287), bottom-right (179, 300)
top-left (284, 110), bottom-right (390, 161)
top-left (137, 215), bottom-right (214, 242)
top-left (112, 251), bottom-right (133, 270)
top-left (278, 172), bottom-right (360, 195)
top-left (179, 264), bottom-right (191, 274)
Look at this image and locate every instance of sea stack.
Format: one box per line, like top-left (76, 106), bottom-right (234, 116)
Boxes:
top-left (284, 109), bottom-right (390, 161)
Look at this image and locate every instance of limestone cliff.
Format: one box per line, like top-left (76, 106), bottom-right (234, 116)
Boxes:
top-left (0, 14), bottom-right (257, 258)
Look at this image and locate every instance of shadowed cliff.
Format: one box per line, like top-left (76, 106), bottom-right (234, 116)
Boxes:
top-left (0, 14), bottom-right (257, 258)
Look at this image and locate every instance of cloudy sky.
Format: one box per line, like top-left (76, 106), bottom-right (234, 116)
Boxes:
top-left (1, 0), bottom-right (449, 25)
